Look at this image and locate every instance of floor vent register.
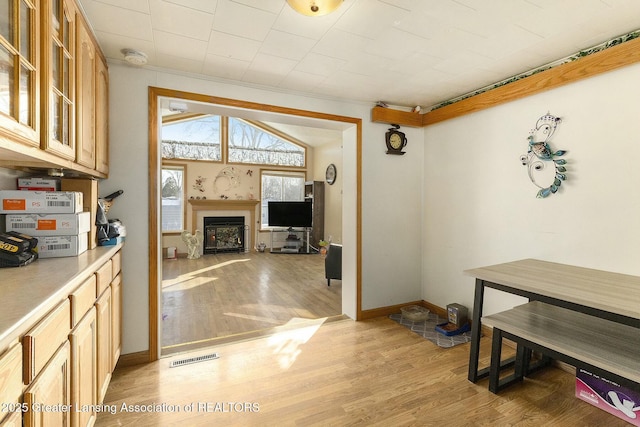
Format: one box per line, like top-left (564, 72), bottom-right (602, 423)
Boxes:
top-left (169, 352), bottom-right (220, 368)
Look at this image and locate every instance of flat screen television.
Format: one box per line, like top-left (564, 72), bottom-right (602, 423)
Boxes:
top-left (268, 201), bottom-right (313, 228)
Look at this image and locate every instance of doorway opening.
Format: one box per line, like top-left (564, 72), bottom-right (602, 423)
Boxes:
top-left (149, 87), bottom-right (362, 360)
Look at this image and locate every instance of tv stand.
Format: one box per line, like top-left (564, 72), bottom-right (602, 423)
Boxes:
top-left (270, 228), bottom-right (311, 254)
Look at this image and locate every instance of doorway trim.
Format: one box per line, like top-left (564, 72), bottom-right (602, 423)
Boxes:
top-left (148, 86), bottom-right (362, 361)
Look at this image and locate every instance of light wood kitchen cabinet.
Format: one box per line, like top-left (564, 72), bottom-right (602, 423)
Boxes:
top-left (95, 260), bottom-right (112, 298)
top-left (94, 54), bottom-right (109, 175)
top-left (110, 274), bottom-right (122, 370)
top-left (0, 0), bottom-right (39, 146)
top-left (69, 307), bottom-right (97, 427)
top-left (1, 245), bottom-right (122, 427)
top-left (75, 16), bottom-right (95, 169)
top-left (95, 288), bottom-right (111, 404)
top-left (0, 343), bottom-right (23, 425)
top-left (0, 0), bottom-right (109, 178)
top-left (69, 276), bottom-right (97, 327)
top-left (23, 300), bottom-right (72, 384)
top-left (41, 0), bottom-right (77, 160)
top-left (0, 410), bottom-right (22, 427)
top-left (23, 341), bottom-right (71, 427)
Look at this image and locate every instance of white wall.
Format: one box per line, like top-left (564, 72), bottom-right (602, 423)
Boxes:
top-left (313, 140), bottom-right (342, 244)
top-left (106, 63), bottom-right (425, 354)
top-left (422, 63), bottom-right (640, 318)
top-left (0, 168), bottom-right (25, 189)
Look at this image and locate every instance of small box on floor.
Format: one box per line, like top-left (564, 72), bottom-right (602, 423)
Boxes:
top-left (0, 190), bottom-right (83, 214)
top-left (36, 234), bottom-right (88, 258)
top-left (447, 303), bottom-right (468, 328)
top-left (5, 212), bottom-right (91, 236)
top-left (576, 368), bottom-right (640, 426)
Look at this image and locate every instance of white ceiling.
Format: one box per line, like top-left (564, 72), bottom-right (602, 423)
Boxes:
top-left (78, 0), bottom-right (640, 146)
top-left (78, 0), bottom-right (640, 110)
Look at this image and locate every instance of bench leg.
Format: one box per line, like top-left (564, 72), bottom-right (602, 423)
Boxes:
top-left (514, 344), bottom-right (527, 380)
top-left (489, 328), bottom-right (503, 393)
top-left (489, 329), bottom-right (527, 394)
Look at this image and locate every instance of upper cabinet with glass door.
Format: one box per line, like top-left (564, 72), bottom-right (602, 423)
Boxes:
top-left (75, 16), bottom-right (95, 168)
top-left (0, 0), bottom-right (109, 177)
top-left (42, 0), bottom-right (75, 160)
top-left (0, 0), bottom-right (39, 146)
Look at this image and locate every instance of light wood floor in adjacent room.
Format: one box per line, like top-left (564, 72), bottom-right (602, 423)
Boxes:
top-left (98, 316), bottom-right (626, 426)
top-left (161, 251), bottom-right (342, 355)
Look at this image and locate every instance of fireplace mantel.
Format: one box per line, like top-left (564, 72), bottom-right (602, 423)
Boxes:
top-left (189, 199), bottom-right (260, 251)
top-left (189, 199), bottom-right (259, 210)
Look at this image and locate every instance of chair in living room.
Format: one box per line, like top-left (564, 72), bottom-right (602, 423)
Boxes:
top-left (324, 243), bottom-right (342, 286)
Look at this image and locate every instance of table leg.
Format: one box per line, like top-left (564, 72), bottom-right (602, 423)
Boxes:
top-left (468, 278), bottom-right (485, 382)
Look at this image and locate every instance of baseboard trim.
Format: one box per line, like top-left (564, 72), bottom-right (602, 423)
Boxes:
top-left (360, 300), bottom-right (450, 321)
top-left (420, 300), bottom-right (448, 319)
top-left (359, 300), bottom-right (424, 320)
top-left (116, 350), bottom-right (151, 368)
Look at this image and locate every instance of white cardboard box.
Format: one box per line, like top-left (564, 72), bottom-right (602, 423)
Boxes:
top-left (0, 190), bottom-right (83, 214)
top-left (36, 233), bottom-right (88, 258)
top-left (5, 212), bottom-right (91, 236)
top-left (17, 177), bottom-right (60, 191)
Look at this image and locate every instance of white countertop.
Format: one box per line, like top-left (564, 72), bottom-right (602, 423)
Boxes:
top-left (0, 244), bottom-right (123, 353)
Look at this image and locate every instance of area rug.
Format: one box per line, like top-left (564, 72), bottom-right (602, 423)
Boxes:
top-left (389, 312), bottom-right (472, 348)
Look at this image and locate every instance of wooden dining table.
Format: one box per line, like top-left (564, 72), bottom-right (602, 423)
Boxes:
top-left (464, 259), bottom-right (640, 383)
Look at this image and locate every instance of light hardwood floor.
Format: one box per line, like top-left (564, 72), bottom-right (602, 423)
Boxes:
top-left (98, 316), bottom-right (626, 426)
top-left (161, 251), bottom-right (342, 354)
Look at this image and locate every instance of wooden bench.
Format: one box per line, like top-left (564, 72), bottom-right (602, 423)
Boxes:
top-left (482, 300), bottom-right (640, 394)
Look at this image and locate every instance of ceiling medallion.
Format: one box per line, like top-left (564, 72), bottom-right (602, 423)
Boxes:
top-left (286, 0), bottom-right (343, 16)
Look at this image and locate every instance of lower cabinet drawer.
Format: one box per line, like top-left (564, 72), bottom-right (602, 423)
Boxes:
top-left (23, 300), bottom-right (71, 384)
top-left (70, 275), bottom-right (97, 327)
top-left (95, 261), bottom-right (113, 297)
top-left (111, 251), bottom-right (121, 277)
top-left (0, 343), bottom-right (22, 423)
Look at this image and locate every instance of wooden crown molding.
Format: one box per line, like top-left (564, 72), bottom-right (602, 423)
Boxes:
top-left (371, 36), bottom-right (640, 127)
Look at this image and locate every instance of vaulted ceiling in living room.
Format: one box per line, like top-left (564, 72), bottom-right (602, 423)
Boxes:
top-left (77, 0), bottom-right (640, 110)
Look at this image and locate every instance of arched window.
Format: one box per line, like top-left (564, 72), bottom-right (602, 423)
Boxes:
top-left (228, 118), bottom-right (305, 167)
top-left (162, 115), bottom-right (221, 161)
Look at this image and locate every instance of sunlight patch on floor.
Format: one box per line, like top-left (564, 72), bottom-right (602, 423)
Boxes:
top-left (162, 258), bottom-right (251, 289)
top-left (267, 317), bottom-right (327, 369)
top-left (163, 275), bottom-right (217, 291)
top-left (222, 312), bottom-right (284, 325)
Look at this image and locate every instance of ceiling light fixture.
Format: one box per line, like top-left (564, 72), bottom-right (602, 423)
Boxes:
top-left (286, 0), bottom-right (343, 16)
top-left (121, 48), bottom-right (148, 66)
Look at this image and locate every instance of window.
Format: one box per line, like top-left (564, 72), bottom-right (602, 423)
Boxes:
top-left (229, 118), bottom-right (305, 166)
top-left (261, 170), bottom-right (306, 227)
top-left (161, 165), bottom-right (185, 233)
top-left (162, 115), bottom-right (221, 161)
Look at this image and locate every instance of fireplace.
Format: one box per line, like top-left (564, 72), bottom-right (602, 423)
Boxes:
top-left (203, 216), bottom-right (247, 254)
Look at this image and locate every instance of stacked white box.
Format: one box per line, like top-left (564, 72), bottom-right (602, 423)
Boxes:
top-left (36, 234), bottom-right (88, 258)
top-left (0, 190), bottom-right (83, 214)
top-left (17, 177), bottom-right (60, 191)
top-left (5, 212), bottom-right (91, 236)
top-left (1, 190), bottom-right (87, 258)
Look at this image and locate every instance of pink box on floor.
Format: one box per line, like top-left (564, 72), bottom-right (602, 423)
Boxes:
top-left (576, 368), bottom-right (640, 426)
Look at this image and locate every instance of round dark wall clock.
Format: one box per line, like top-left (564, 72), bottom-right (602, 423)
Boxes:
top-left (385, 125), bottom-right (407, 155)
top-left (325, 163), bottom-right (337, 185)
